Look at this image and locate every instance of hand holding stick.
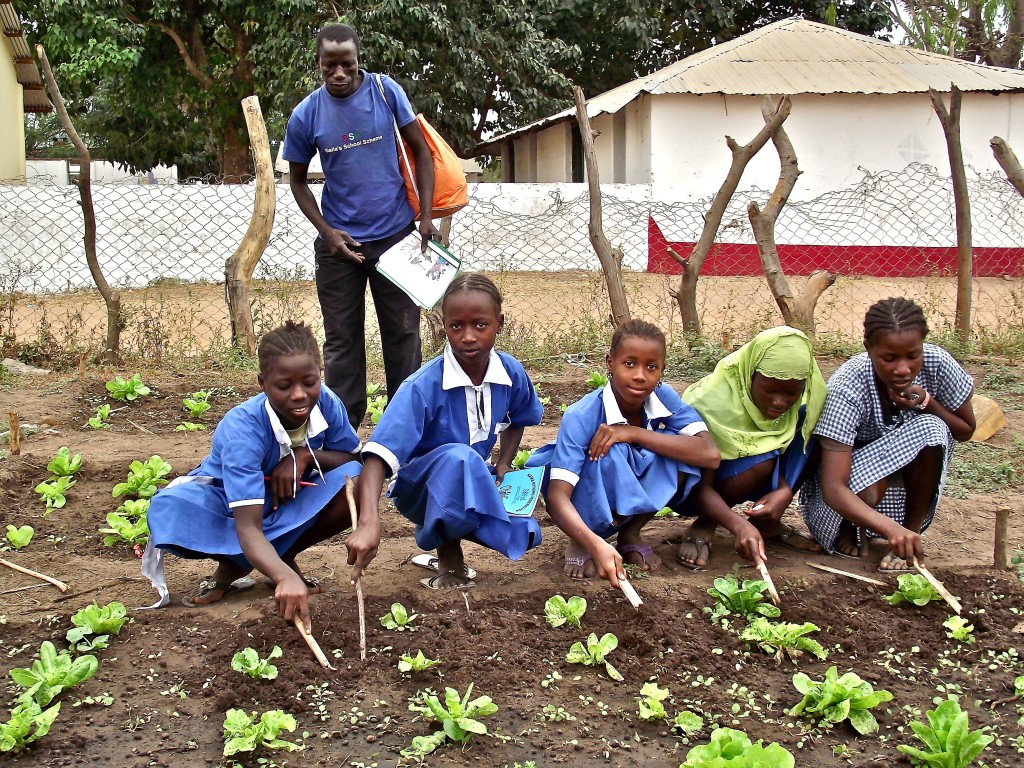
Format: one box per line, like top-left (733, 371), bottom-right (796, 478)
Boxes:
top-left (292, 615), bottom-right (335, 670)
top-left (912, 557), bottom-right (962, 614)
top-left (345, 477), bottom-right (367, 662)
top-left (755, 559), bottom-right (781, 606)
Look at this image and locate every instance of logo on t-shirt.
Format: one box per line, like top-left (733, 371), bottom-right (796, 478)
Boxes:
top-left (340, 130), bottom-right (363, 143)
top-left (322, 129), bottom-right (384, 154)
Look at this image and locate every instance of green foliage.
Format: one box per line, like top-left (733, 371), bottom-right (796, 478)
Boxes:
top-left (46, 447), bottom-right (82, 478)
top-left (636, 681), bottom-right (670, 722)
top-left (707, 574), bottom-right (781, 623)
top-left (1013, 549), bottom-right (1024, 585)
top-left (34, 476), bottom-right (76, 511)
top-left (885, 574), bottom-right (944, 607)
top-left (66, 601), bottom-right (128, 652)
top-left (222, 708), bottom-right (300, 757)
top-left (10, 642), bottom-right (99, 707)
top-left (512, 449), bottom-right (533, 470)
top-left (0, 697), bottom-right (60, 753)
top-left (99, 499), bottom-right (150, 546)
top-left (739, 618), bottom-right (826, 662)
top-left (943, 616), bottom-right (975, 644)
top-left (366, 382), bottom-right (383, 398)
top-left (231, 646), bottom-right (282, 681)
top-left (788, 666), bottom-right (893, 735)
top-left (173, 422), bottom-right (206, 432)
top-left (182, 390), bottom-right (211, 419)
top-left (87, 404), bottom-right (112, 430)
top-left (112, 456), bottom-right (172, 499)
top-left (404, 683), bottom-right (498, 758)
top-left (897, 697), bottom-right (993, 768)
top-left (586, 370), bottom-right (609, 389)
top-left (398, 650), bottom-right (441, 675)
top-left (5, 524), bottom-right (33, 550)
top-left (566, 632), bottom-right (623, 681)
top-left (944, 439), bottom-right (1024, 498)
top-left (380, 603), bottom-right (419, 631)
top-left (681, 726), bottom-right (795, 768)
top-left (544, 594), bottom-right (586, 628)
top-left (673, 710), bottom-right (705, 737)
top-left (367, 394), bottom-right (388, 426)
top-left (105, 374), bottom-right (151, 401)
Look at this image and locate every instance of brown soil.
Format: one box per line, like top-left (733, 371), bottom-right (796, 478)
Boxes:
top-left (1, 368), bottom-right (1023, 767)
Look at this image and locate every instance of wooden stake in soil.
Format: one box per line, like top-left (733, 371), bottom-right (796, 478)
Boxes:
top-left (912, 557), bottom-right (962, 615)
top-left (292, 615), bottom-right (334, 670)
top-left (994, 506), bottom-right (1011, 570)
top-left (0, 557), bottom-right (68, 592)
top-left (7, 412), bottom-right (20, 455)
top-left (756, 560), bottom-right (781, 606)
top-left (345, 477), bottom-right (367, 662)
top-left (618, 577), bottom-right (643, 611)
top-left (806, 561), bottom-right (887, 586)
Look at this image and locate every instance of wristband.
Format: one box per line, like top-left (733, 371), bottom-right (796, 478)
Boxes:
top-left (913, 392), bottom-right (931, 411)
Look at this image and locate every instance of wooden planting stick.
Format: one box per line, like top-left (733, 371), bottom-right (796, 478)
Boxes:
top-left (0, 558), bottom-right (68, 592)
top-left (994, 506), bottom-right (1011, 570)
top-left (756, 560), bottom-right (781, 606)
top-left (912, 557), bottom-right (962, 615)
top-left (618, 577), bottom-right (643, 611)
top-left (807, 561), bottom-right (887, 586)
top-left (7, 412), bottom-right (20, 455)
top-left (345, 477), bottom-right (367, 662)
top-left (292, 615), bottom-right (334, 670)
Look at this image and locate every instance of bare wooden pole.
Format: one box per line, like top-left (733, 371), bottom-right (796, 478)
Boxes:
top-left (36, 45), bottom-right (122, 362)
top-left (573, 86), bottom-right (630, 327)
top-left (991, 137), bottom-right (1024, 197)
top-left (292, 615), bottom-right (335, 670)
top-left (0, 558), bottom-right (69, 592)
top-left (930, 86), bottom-right (972, 344)
top-left (224, 96), bottom-right (276, 355)
top-left (345, 477), bottom-right (367, 662)
top-left (6, 412), bottom-right (20, 455)
top-left (806, 561), bottom-right (887, 586)
top-left (994, 506), bottom-right (1011, 570)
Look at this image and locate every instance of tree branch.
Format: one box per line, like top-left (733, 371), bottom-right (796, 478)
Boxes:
top-left (991, 136), bottom-right (1024, 197)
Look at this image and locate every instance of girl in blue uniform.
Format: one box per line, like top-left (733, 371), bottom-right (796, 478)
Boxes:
top-left (359, 274), bottom-right (544, 589)
top-left (144, 321), bottom-right (371, 629)
top-left (528, 319), bottom-right (721, 583)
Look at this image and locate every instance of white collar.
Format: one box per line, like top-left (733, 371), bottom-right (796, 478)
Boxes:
top-left (601, 382), bottom-right (672, 425)
top-left (264, 398), bottom-right (329, 448)
top-left (441, 344), bottom-right (512, 390)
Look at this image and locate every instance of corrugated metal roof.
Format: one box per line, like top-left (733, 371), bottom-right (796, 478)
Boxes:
top-left (2, 0), bottom-right (52, 113)
top-left (476, 17), bottom-right (1024, 153)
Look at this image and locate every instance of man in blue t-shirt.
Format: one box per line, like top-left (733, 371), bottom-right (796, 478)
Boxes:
top-left (283, 23), bottom-right (438, 428)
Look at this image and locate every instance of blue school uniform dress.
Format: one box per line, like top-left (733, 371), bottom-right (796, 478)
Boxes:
top-left (712, 406), bottom-right (810, 495)
top-left (147, 387), bottom-right (361, 567)
top-left (527, 383), bottom-right (707, 538)
top-left (362, 345), bottom-right (544, 559)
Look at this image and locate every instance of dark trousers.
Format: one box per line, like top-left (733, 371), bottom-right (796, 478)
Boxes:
top-left (314, 222), bottom-right (421, 428)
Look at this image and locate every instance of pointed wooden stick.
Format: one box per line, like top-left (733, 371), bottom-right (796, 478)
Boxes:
top-left (618, 577), bottom-right (643, 610)
top-left (7, 413), bottom-right (21, 455)
top-left (807, 561), bottom-right (887, 586)
top-left (756, 560), bottom-right (781, 606)
top-left (912, 557), bottom-right (962, 615)
top-left (345, 477), bottom-right (367, 662)
top-left (292, 615), bottom-right (334, 670)
top-left (0, 558), bottom-right (68, 592)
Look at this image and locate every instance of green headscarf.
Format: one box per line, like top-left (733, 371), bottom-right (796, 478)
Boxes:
top-left (682, 326), bottom-right (826, 460)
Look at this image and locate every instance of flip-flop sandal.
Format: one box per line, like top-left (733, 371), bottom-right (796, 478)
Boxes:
top-left (260, 575), bottom-right (324, 594)
top-left (181, 576), bottom-right (256, 608)
top-left (564, 555), bottom-right (595, 581)
top-left (618, 543), bottom-right (657, 569)
top-left (763, 525), bottom-right (823, 554)
top-left (409, 553), bottom-right (477, 580)
top-left (420, 573), bottom-right (476, 591)
top-left (877, 552), bottom-right (914, 574)
top-left (675, 537), bottom-right (711, 571)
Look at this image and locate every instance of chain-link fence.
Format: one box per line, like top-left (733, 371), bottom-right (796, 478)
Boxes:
top-left (2, 163), bottom-right (1023, 368)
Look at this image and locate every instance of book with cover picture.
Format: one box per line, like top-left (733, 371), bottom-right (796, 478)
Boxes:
top-left (376, 231), bottom-right (461, 310)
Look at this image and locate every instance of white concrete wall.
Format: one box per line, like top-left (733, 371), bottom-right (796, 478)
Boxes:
top-left (25, 160), bottom-right (178, 185)
top-left (0, 51), bottom-right (25, 183)
top-left (535, 122), bottom-right (571, 182)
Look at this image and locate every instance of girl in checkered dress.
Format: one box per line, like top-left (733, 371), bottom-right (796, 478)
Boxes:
top-left (800, 298), bottom-right (975, 571)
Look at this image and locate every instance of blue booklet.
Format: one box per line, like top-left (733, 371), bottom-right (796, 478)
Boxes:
top-left (498, 467), bottom-right (544, 517)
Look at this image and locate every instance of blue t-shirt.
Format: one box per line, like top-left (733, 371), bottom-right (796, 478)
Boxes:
top-left (282, 72), bottom-right (417, 241)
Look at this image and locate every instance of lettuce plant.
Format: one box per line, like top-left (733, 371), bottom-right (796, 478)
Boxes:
top-left (367, 394), bottom-right (388, 425)
top-left (512, 448), bottom-right (533, 470)
top-left (222, 709), bottom-right (300, 757)
top-left (182, 390), bottom-right (211, 419)
top-left (566, 632), bottom-right (623, 681)
top-left (105, 374), bottom-right (151, 401)
top-left (4, 525), bottom-right (33, 550)
top-left (99, 507), bottom-right (149, 547)
top-left (942, 616), bottom-right (975, 644)
top-left (885, 574), bottom-right (944, 607)
top-left (46, 447), bottom-right (81, 478)
top-left (403, 684), bottom-right (498, 758)
top-left (897, 697), bottom-right (992, 768)
top-left (636, 681), bottom-right (670, 722)
top-left (66, 601), bottom-right (128, 652)
top-left (545, 594), bottom-right (586, 629)
top-left (112, 456), bottom-right (172, 499)
top-left (87, 405), bottom-right (111, 430)
top-left (681, 727), bottom-right (795, 768)
top-left (34, 476), bottom-right (75, 512)
top-left (707, 574), bottom-right (781, 623)
top-left (380, 603), bottom-right (418, 631)
top-left (398, 651), bottom-right (440, 674)
top-left (673, 710), bottom-right (705, 738)
top-left (788, 666), bottom-right (893, 735)
top-left (10, 642), bottom-right (98, 706)
top-left (0, 697), bottom-right (60, 753)
top-left (586, 370), bottom-right (608, 389)
top-left (739, 618), bottom-right (826, 662)
top-left (231, 646), bottom-right (282, 681)
top-left (174, 422), bottom-right (206, 432)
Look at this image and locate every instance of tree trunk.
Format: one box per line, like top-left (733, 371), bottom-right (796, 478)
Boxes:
top-left (747, 97), bottom-right (835, 337)
top-left (220, 118), bottom-right (252, 183)
top-left (36, 45), bottom-right (122, 362)
top-left (573, 86), bottom-right (630, 327)
top-left (224, 96), bottom-right (276, 354)
top-left (990, 136), bottom-right (1024, 197)
top-left (931, 86), bottom-right (972, 344)
top-left (671, 97), bottom-right (792, 337)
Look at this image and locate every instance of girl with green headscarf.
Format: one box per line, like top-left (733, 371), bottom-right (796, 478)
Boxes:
top-left (676, 326), bottom-right (826, 569)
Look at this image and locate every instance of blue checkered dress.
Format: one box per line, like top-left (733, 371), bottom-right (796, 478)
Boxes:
top-left (800, 344), bottom-right (973, 551)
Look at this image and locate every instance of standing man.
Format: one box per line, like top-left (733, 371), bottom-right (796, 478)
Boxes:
top-left (284, 23), bottom-right (438, 427)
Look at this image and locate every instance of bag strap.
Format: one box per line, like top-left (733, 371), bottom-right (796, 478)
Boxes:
top-left (375, 73), bottom-right (419, 204)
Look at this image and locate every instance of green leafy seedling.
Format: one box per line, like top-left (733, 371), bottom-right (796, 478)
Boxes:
top-left (105, 374), bottom-right (151, 401)
top-left (672, 710), bottom-right (705, 738)
top-left (174, 422), bottom-right (206, 432)
top-left (5, 525), bottom-right (33, 550)
top-left (380, 602), bottom-right (418, 631)
top-left (681, 726), bottom-right (795, 768)
top-left (885, 573), bottom-right (945, 607)
top-left (788, 666), bottom-right (893, 735)
top-left (739, 618), bottom-right (826, 662)
top-left (367, 394), bottom-right (388, 425)
top-left (0, 697), bottom-right (61, 753)
top-left (403, 683), bottom-right (498, 758)
top-left (545, 594), bottom-right (586, 629)
top-left (46, 447), bottom-right (81, 478)
top-left (707, 574), bottom-right (781, 623)
top-left (87, 404), bottom-right (111, 430)
top-left (897, 696), bottom-right (993, 768)
top-left (222, 709), bottom-right (300, 757)
top-left (366, 382), bottom-right (383, 398)
top-left (566, 632), bottom-right (623, 681)
top-left (182, 390), bottom-right (211, 419)
top-left (34, 476), bottom-right (75, 512)
top-left (943, 616), bottom-right (975, 643)
top-left (66, 601), bottom-right (128, 651)
top-left (99, 500), bottom-right (150, 546)
top-left (586, 370), bottom-right (608, 389)
top-left (398, 650), bottom-right (441, 674)
top-left (636, 681), bottom-right (670, 722)
top-left (10, 642), bottom-right (98, 706)
top-left (112, 456), bottom-right (172, 499)
top-left (512, 448), bottom-right (533, 470)
top-left (231, 647), bottom-right (282, 681)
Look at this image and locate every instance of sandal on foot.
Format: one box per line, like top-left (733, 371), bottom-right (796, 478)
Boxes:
top-left (182, 576), bottom-right (256, 608)
top-left (676, 537), bottom-right (711, 571)
top-left (762, 525), bottom-right (822, 554)
top-left (420, 573), bottom-right (476, 591)
top-left (409, 553), bottom-right (478, 580)
top-left (878, 551), bottom-right (914, 573)
top-left (261, 575), bottom-right (324, 594)
top-left (564, 555), bottom-right (596, 581)
top-left (617, 543), bottom-right (658, 570)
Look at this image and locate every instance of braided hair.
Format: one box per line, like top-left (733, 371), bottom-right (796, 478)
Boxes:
top-left (257, 320), bottom-right (321, 377)
top-left (610, 319), bottom-right (667, 360)
top-left (863, 297), bottom-right (929, 347)
top-left (441, 272), bottom-right (503, 316)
